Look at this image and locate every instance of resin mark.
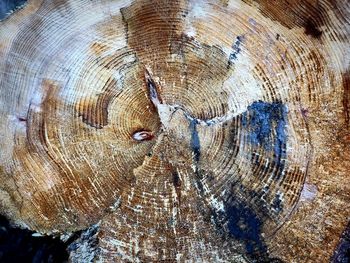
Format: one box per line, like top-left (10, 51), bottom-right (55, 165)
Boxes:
top-left (132, 130), bottom-right (154, 142)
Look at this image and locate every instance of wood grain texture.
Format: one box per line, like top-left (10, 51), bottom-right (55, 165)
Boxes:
top-left (0, 0), bottom-right (349, 262)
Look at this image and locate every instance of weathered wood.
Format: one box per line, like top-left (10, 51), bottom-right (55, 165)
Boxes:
top-left (0, 0), bottom-right (349, 262)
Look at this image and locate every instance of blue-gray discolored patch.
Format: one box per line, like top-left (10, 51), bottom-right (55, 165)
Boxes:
top-left (271, 192), bottom-right (283, 213)
top-left (331, 221), bottom-right (350, 263)
top-left (189, 119), bottom-right (200, 164)
top-left (242, 101), bottom-right (288, 165)
top-left (0, 0), bottom-right (27, 20)
top-left (209, 189), bottom-right (270, 260)
top-left (225, 201), bottom-right (267, 256)
top-left (228, 35), bottom-right (244, 67)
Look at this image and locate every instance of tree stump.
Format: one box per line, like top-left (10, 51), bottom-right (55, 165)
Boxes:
top-left (0, 0), bottom-right (349, 262)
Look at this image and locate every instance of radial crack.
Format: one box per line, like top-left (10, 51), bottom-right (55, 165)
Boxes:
top-left (182, 108), bottom-right (246, 127)
top-left (145, 68), bottom-right (162, 107)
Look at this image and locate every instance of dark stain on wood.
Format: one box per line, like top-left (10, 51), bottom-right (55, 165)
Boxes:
top-left (271, 192), bottom-right (283, 213)
top-left (242, 101), bottom-right (288, 176)
top-left (189, 119), bottom-right (200, 164)
top-left (172, 170), bottom-right (182, 203)
top-left (225, 199), bottom-right (267, 257)
top-left (17, 116), bottom-right (27, 122)
top-left (247, 0), bottom-right (327, 35)
top-left (208, 187), bottom-right (272, 261)
top-left (172, 171), bottom-right (182, 188)
top-left (228, 117), bottom-right (240, 158)
top-left (342, 70), bottom-right (350, 127)
top-left (304, 19), bottom-right (323, 39)
top-left (144, 68), bottom-right (163, 105)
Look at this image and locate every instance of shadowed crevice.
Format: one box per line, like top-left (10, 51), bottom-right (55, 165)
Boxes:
top-left (0, 215), bottom-right (69, 262)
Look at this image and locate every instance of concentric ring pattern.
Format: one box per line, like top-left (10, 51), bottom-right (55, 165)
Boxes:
top-left (0, 0), bottom-right (349, 262)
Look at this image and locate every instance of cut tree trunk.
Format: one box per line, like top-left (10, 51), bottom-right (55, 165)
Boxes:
top-left (0, 0), bottom-right (349, 262)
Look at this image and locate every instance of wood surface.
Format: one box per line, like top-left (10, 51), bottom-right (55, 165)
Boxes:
top-left (0, 0), bottom-right (349, 262)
